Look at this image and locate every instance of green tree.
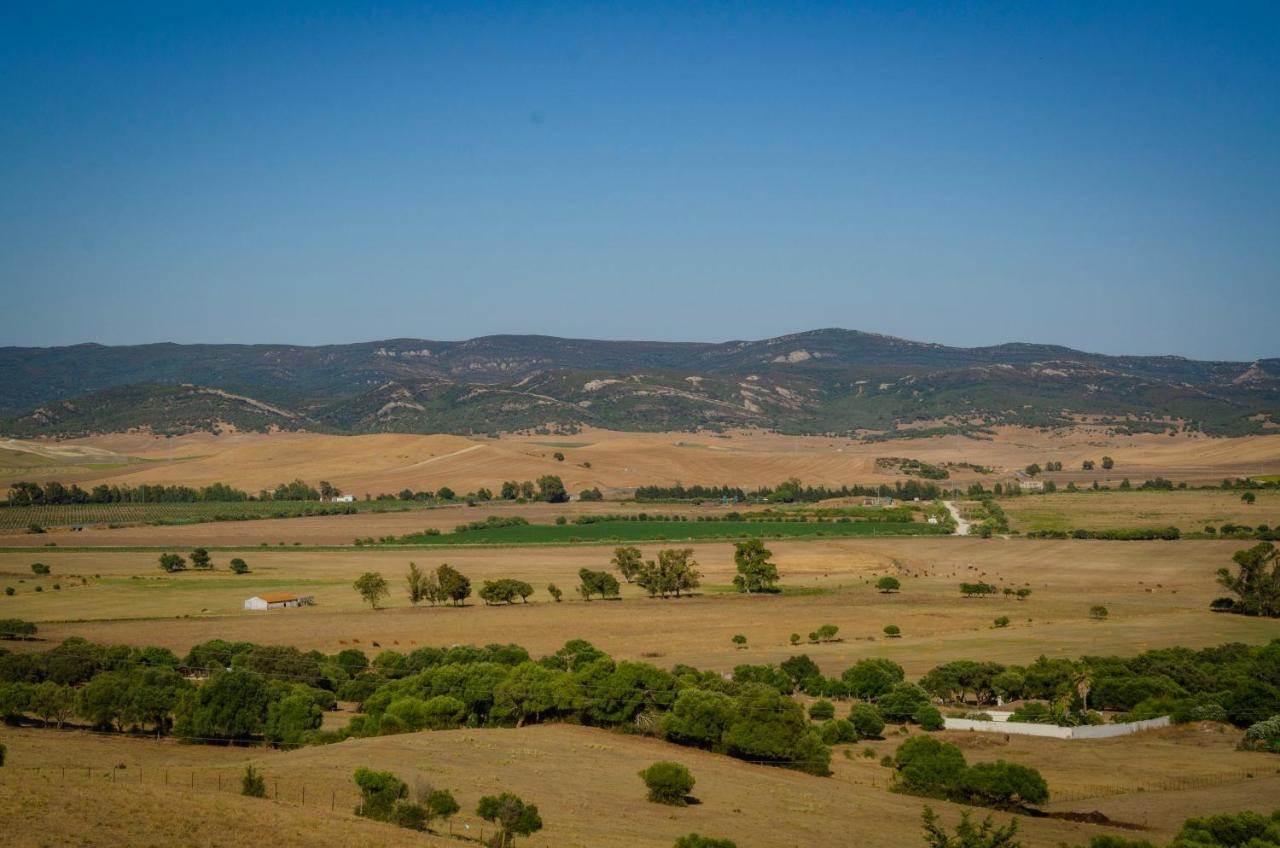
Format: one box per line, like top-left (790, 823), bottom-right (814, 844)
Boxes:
top-left (1089, 605), bottom-right (1109, 621)
top-left (612, 546), bottom-right (644, 583)
top-left (848, 703), bottom-right (886, 738)
top-left (158, 553), bottom-right (186, 573)
top-left (189, 548), bottom-right (213, 570)
top-left (1242, 492), bottom-right (1257, 504)
top-left (229, 557), bottom-right (249, 574)
top-left (731, 634), bottom-right (747, 649)
top-left (354, 767), bottom-right (408, 821)
top-left (552, 451), bottom-right (565, 462)
top-left (659, 688), bottom-right (737, 750)
top-left (994, 616), bottom-right (1010, 628)
top-left (264, 693), bottom-right (322, 746)
top-left (406, 562), bottom-right (427, 605)
top-left (30, 563), bottom-right (50, 575)
top-left (639, 761), bottom-right (695, 805)
top-left (537, 475), bottom-right (569, 503)
top-left (547, 583), bottom-right (563, 602)
top-left (842, 658), bottom-right (905, 702)
top-left (732, 539), bottom-right (780, 593)
top-left (921, 807), bottom-right (1022, 848)
top-left (436, 563), bottom-right (471, 606)
top-left (31, 681), bottom-right (75, 727)
top-left (175, 670), bottom-right (269, 740)
top-left (1216, 542), bottom-right (1280, 617)
top-left (425, 788), bottom-right (460, 821)
top-left (241, 765), bottom-right (267, 798)
top-left (809, 699), bottom-right (835, 720)
top-left (477, 793), bottom-right (543, 843)
top-left (578, 568), bottom-right (621, 600)
top-left (637, 549), bottom-right (702, 598)
top-left (884, 624), bottom-right (902, 638)
top-left (354, 572), bottom-right (390, 609)
top-left (894, 735), bottom-right (967, 796)
top-left (876, 576), bottom-right (901, 593)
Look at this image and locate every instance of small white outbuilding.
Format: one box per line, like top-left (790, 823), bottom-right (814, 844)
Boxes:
top-left (244, 593), bottom-right (314, 611)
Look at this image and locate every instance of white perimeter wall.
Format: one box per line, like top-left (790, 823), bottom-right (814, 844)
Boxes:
top-left (942, 716), bottom-right (1170, 739)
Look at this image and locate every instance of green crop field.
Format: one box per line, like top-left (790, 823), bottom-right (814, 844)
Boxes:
top-left (0, 499), bottom-right (435, 531)
top-left (390, 518), bottom-right (945, 546)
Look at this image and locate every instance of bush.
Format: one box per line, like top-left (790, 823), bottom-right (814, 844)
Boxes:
top-left (390, 801), bottom-right (429, 830)
top-left (894, 736), bottom-right (966, 796)
top-left (820, 718), bottom-right (858, 744)
top-left (879, 682), bottom-right (931, 723)
top-left (883, 624), bottom-right (901, 638)
top-left (993, 616), bottom-right (1010, 628)
top-left (849, 703), bottom-right (886, 739)
top-left (957, 760), bottom-right (1050, 808)
top-left (639, 761), bottom-right (695, 805)
top-left (1241, 715), bottom-right (1280, 753)
top-left (30, 563), bottom-right (50, 575)
top-left (675, 836), bottom-right (738, 848)
top-left (915, 705), bottom-right (945, 731)
top-left (229, 558), bottom-right (249, 574)
top-left (241, 765), bottom-right (266, 798)
top-left (809, 699), bottom-right (835, 721)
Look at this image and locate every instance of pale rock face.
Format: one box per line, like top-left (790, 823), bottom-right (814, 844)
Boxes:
top-left (772, 349), bottom-right (813, 363)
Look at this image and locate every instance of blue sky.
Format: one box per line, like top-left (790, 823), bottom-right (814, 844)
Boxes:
top-left (1, 1), bottom-right (1276, 360)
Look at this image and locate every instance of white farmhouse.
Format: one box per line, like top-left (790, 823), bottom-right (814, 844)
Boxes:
top-left (244, 593), bottom-right (314, 610)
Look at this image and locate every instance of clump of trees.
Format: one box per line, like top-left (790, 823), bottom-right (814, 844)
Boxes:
top-left (479, 579), bottom-right (534, 605)
top-left (894, 736), bottom-right (1048, 810)
top-left (405, 563), bottom-right (472, 607)
top-left (960, 582), bottom-right (998, 598)
top-left (577, 568), bottom-right (620, 600)
top-left (639, 761), bottom-right (695, 805)
top-left (0, 619), bottom-right (37, 639)
top-left (636, 549), bottom-right (702, 598)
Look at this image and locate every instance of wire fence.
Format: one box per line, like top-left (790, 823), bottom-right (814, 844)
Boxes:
top-left (0, 763), bottom-right (503, 844)
top-left (1049, 767), bottom-right (1278, 803)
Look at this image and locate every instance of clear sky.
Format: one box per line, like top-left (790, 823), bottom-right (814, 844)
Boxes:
top-left (1, 2), bottom-right (1276, 360)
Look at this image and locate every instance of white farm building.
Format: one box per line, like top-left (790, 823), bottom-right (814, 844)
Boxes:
top-left (244, 593), bottom-right (314, 611)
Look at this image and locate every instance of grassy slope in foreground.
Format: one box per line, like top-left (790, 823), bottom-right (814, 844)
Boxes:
top-left (389, 518), bottom-right (945, 545)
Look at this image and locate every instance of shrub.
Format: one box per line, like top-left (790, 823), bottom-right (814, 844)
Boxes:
top-left (547, 583), bottom-right (563, 602)
top-left (390, 801), bottom-right (429, 830)
top-left (993, 616), bottom-right (1010, 628)
top-left (3, 588), bottom-right (12, 597)
top-left (1089, 605), bottom-right (1109, 621)
top-left (675, 836), bottom-right (738, 848)
top-left (229, 558), bottom-right (249, 574)
top-left (849, 703), bottom-right (886, 739)
top-left (639, 761), bottom-right (695, 805)
top-left (241, 765), bottom-right (266, 798)
top-left (879, 682), bottom-right (931, 723)
top-left (820, 718), bottom-right (858, 744)
top-left (30, 563), bottom-right (50, 575)
top-left (675, 835), bottom-right (738, 848)
top-left (1241, 715), bottom-right (1280, 753)
top-left (915, 705), bottom-right (945, 731)
top-left (789, 633), bottom-right (801, 646)
top-left (894, 736), bottom-right (966, 796)
top-left (424, 788), bottom-right (460, 820)
top-left (809, 699), bottom-right (835, 720)
top-left (957, 760), bottom-right (1049, 808)
top-left (732, 634), bottom-right (747, 649)
top-left (883, 624), bottom-right (901, 638)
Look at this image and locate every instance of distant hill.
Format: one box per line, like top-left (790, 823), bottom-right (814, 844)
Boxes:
top-left (1, 330), bottom-right (1276, 438)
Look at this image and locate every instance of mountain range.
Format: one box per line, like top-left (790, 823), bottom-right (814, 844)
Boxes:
top-left (1, 330), bottom-right (1276, 438)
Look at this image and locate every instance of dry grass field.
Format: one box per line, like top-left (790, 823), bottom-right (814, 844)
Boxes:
top-left (3, 722), bottom-right (1277, 848)
top-left (5, 426), bottom-right (1279, 497)
top-left (3, 538), bottom-right (1275, 677)
top-left (3, 428), bottom-right (1279, 847)
top-left (1001, 489), bottom-right (1280, 533)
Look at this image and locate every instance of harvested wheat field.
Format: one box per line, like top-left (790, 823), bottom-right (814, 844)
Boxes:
top-left (4, 538), bottom-right (1275, 676)
top-left (3, 722), bottom-right (1276, 848)
top-left (6, 426), bottom-right (1279, 496)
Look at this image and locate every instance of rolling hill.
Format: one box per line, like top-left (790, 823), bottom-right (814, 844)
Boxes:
top-left (1, 330), bottom-right (1276, 438)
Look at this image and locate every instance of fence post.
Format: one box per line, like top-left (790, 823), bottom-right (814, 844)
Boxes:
top-left (302, 784), bottom-right (306, 806)
top-left (274, 780), bottom-right (278, 800)
top-left (218, 773), bottom-right (222, 791)
top-left (331, 790), bottom-right (335, 812)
